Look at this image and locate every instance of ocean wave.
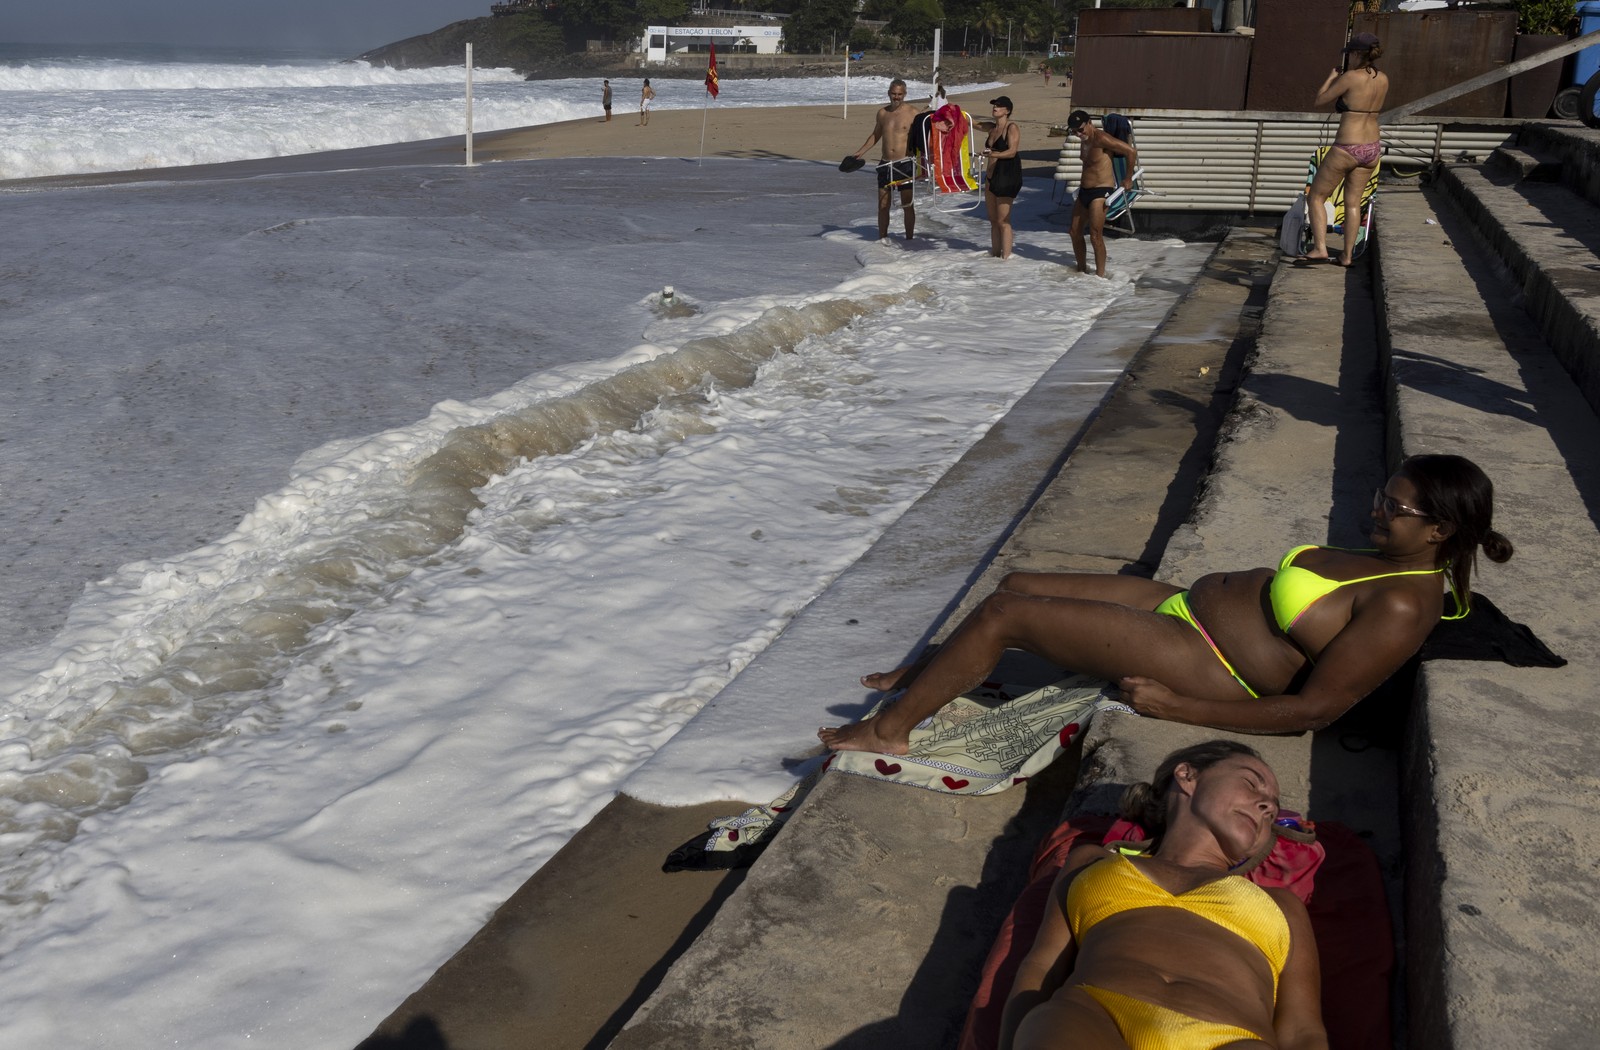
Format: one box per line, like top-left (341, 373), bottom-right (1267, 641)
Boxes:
top-left (0, 60), bottom-right (527, 93)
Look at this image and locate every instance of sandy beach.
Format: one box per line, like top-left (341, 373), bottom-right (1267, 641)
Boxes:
top-left (472, 70), bottom-right (1073, 173)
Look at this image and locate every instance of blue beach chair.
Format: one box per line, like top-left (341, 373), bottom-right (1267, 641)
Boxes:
top-left (1100, 113), bottom-right (1147, 232)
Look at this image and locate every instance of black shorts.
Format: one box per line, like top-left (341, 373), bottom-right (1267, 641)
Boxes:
top-left (1076, 185), bottom-right (1115, 207)
top-left (878, 159), bottom-right (916, 188)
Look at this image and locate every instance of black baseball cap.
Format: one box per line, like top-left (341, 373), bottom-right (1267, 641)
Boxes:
top-left (1067, 109), bottom-right (1091, 131)
top-left (990, 95), bottom-right (1013, 111)
top-left (1343, 32), bottom-right (1379, 52)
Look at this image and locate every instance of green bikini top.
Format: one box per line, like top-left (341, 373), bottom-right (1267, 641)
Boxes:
top-left (1271, 544), bottom-right (1464, 633)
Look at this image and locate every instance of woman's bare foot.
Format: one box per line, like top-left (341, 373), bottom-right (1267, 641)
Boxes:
top-left (818, 719), bottom-right (911, 755)
top-left (860, 665), bottom-right (912, 691)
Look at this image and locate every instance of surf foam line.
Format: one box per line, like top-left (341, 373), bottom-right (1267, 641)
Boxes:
top-left (0, 285), bottom-right (928, 914)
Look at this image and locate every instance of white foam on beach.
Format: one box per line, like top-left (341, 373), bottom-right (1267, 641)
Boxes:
top-left (1, 55), bottom-right (971, 179)
top-left (0, 155), bottom-right (1202, 1047)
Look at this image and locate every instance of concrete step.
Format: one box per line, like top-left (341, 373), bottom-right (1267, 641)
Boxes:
top-left (1434, 159), bottom-right (1600, 419)
top-left (1516, 122), bottom-right (1600, 209)
top-left (1374, 182), bottom-right (1600, 1050)
top-left (1484, 144), bottom-right (1563, 182)
top-left (609, 231), bottom-right (1280, 1050)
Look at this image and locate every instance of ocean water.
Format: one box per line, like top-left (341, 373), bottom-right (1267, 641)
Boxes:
top-left (0, 46), bottom-right (1212, 1049)
top-left (0, 42), bottom-right (954, 180)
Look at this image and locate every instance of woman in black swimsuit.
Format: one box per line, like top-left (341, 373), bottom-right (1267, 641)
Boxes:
top-left (983, 95), bottom-right (1023, 259)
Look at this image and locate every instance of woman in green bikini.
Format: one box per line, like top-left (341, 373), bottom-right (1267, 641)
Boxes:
top-left (819, 454), bottom-right (1512, 753)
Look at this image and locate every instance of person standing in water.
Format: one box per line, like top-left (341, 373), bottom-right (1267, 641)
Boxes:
top-left (601, 79), bottom-right (612, 122)
top-left (1066, 110), bottom-right (1136, 277)
top-left (982, 95), bottom-right (1023, 259)
top-left (847, 78), bottom-right (919, 241)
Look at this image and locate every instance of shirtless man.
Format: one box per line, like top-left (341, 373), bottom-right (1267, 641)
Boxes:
top-left (1067, 109), bottom-right (1136, 277)
top-left (848, 78), bottom-right (919, 241)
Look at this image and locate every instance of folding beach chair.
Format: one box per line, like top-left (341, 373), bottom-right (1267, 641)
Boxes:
top-left (921, 105), bottom-right (984, 210)
top-left (1100, 113), bottom-right (1148, 232)
top-left (1292, 145), bottom-right (1380, 258)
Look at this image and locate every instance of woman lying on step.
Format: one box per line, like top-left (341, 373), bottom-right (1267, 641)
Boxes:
top-left (999, 741), bottom-right (1324, 1050)
top-left (819, 454), bottom-right (1511, 754)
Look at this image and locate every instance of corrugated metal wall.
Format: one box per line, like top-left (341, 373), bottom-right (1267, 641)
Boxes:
top-left (1078, 114), bottom-right (1516, 214)
top-left (1074, 35), bottom-right (1252, 111)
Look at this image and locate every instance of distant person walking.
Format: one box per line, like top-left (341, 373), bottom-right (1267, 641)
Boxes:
top-left (639, 79), bottom-right (656, 126)
top-left (1304, 32), bottom-right (1389, 266)
top-left (1066, 110), bottom-right (1136, 277)
top-left (982, 95), bottom-right (1022, 259)
top-left (602, 79), bottom-right (612, 122)
top-left (847, 78), bottom-right (919, 241)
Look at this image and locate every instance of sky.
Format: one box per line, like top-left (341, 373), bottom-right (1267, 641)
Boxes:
top-left (2, 0), bottom-right (491, 53)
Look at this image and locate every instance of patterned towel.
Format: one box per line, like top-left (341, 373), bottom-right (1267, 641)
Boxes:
top-left (663, 676), bottom-right (1116, 871)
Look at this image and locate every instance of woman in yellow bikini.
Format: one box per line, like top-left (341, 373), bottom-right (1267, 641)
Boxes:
top-left (1304, 32), bottom-right (1389, 267)
top-left (999, 741), bottom-right (1325, 1050)
top-left (819, 454), bottom-right (1512, 753)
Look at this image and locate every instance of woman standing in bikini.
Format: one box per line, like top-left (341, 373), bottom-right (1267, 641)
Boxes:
top-left (819, 454), bottom-right (1512, 752)
top-left (999, 741), bottom-right (1326, 1050)
top-left (1305, 32), bottom-right (1389, 266)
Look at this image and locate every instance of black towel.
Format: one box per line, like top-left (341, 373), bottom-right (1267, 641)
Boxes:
top-left (1421, 591), bottom-right (1565, 668)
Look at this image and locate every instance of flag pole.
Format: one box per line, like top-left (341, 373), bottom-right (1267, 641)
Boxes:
top-left (700, 42), bottom-right (719, 165)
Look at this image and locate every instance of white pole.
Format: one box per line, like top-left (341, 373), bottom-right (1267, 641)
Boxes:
top-left (843, 46), bottom-right (849, 120)
top-left (932, 28), bottom-right (941, 98)
top-left (464, 43), bottom-right (475, 167)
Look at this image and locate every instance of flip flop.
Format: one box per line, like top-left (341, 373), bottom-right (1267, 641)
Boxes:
top-left (838, 155), bottom-right (866, 173)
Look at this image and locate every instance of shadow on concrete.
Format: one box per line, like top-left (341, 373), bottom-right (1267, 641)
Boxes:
top-left (1418, 182), bottom-right (1600, 533)
top-left (820, 743), bottom-right (1084, 1050)
top-left (355, 1015), bottom-right (449, 1050)
top-left (582, 866), bottom-right (754, 1050)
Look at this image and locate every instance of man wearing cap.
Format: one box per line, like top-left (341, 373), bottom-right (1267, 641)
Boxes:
top-left (848, 79), bottom-right (919, 241)
top-left (1066, 109), bottom-right (1136, 276)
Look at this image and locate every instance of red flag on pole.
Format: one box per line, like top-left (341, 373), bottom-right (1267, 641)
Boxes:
top-left (705, 42), bottom-right (719, 99)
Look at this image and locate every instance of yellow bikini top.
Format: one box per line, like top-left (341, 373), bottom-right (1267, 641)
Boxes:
top-left (1270, 544), bottom-right (1463, 634)
top-left (1067, 854), bottom-right (1290, 990)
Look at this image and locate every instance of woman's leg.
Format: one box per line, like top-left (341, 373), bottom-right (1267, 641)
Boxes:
top-left (1304, 150), bottom-right (1357, 260)
top-left (823, 585), bottom-right (1233, 754)
top-left (987, 190), bottom-right (1002, 256)
top-left (860, 573), bottom-right (1181, 691)
top-left (1339, 163), bottom-right (1376, 265)
top-left (995, 196), bottom-right (1014, 258)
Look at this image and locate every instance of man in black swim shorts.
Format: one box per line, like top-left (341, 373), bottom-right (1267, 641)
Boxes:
top-left (1067, 110), bottom-right (1136, 277)
top-left (848, 79), bottom-right (919, 240)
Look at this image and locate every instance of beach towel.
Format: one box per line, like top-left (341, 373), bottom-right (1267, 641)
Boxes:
top-left (662, 676), bottom-right (1115, 872)
top-left (957, 816), bottom-right (1388, 1050)
top-left (925, 106), bottom-right (981, 195)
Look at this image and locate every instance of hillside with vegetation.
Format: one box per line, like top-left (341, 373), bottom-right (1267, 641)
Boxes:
top-left (356, 0), bottom-right (1152, 72)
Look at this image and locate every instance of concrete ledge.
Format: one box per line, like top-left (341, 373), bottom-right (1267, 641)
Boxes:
top-left (1435, 161), bottom-right (1600, 418)
top-left (612, 231), bottom-right (1280, 1048)
top-left (1375, 183), bottom-right (1600, 1050)
top-left (1516, 122), bottom-right (1600, 208)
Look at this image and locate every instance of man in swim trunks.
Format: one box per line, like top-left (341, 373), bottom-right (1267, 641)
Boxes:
top-left (602, 79), bottom-right (612, 122)
top-left (848, 78), bottom-right (919, 241)
top-left (1066, 109), bottom-right (1136, 277)
top-left (639, 79), bottom-right (656, 126)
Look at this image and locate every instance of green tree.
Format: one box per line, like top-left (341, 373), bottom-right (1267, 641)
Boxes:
top-left (887, 0), bottom-right (946, 51)
top-left (1516, 0), bottom-right (1576, 34)
top-left (784, 0), bottom-right (860, 53)
top-left (559, 0), bottom-right (689, 42)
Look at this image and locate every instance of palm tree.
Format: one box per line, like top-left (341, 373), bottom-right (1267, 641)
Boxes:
top-left (974, 1), bottom-right (1006, 52)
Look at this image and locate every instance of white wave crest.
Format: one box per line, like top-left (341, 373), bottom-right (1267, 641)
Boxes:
top-left (0, 60), bottom-right (527, 93)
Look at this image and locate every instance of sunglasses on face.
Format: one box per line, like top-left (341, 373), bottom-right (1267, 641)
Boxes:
top-left (1373, 488), bottom-right (1430, 520)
